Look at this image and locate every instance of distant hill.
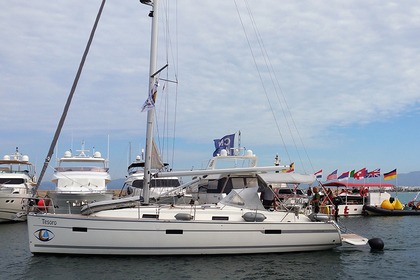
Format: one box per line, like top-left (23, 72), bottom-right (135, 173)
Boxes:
top-left (395, 171), bottom-right (420, 187)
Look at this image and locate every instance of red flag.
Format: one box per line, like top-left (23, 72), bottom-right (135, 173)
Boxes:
top-left (354, 168), bottom-right (367, 180)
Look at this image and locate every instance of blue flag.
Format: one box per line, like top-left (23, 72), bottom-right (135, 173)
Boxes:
top-left (213, 134), bottom-right (235, 156)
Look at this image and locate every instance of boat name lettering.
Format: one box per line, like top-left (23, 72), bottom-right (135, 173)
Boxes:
top-left (42, 219), bottom-right (57, 225)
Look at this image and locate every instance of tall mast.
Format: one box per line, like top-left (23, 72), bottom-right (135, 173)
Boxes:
top-left (141, 0), bottom-right (159, 204)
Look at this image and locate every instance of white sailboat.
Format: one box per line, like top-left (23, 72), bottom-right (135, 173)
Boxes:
top-left (0, 148), bottom-right (36, 222)
top-left (27, 0), bottom-right (375, 255)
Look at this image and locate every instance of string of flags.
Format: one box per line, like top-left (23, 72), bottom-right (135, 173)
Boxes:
top-left (314, 168), bottom-right (397, 181)
top-left (210, 134), bottom-right (398, 180)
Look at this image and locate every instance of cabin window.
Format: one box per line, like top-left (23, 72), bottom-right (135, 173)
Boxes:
top-left (0, 178), bottom-right (25, 184)
top-left (264, 230), bottom-right (282, 234)
top-left (142, 214), bottom-right (159, 219)
top-left (73, 227), bottom-right (88, 232)
top-left (166, 229), bottom-right (183, 234)
top-left (212, 216), bottom-right (229, 221)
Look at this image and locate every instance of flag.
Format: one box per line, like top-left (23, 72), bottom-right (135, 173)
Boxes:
top-left (285, 162), bottom-right (294, 173)
top-left (367, 168), bottom-right (381, 178)
top-left (349, 170), bottom-right (355, 178)
top-left (384, 169), bottom-right (397, 180)
top-left (314, 169), bottom-right (322, 179)
top-left (213, 134), bottom-right (235, 156)
top-left (326, 169), bottom-right (338, 181)
top-left (354, 168), bottom-right (367, 180)
top-left (141, 80), bottom-right (159, 112)
top-left (338, 171), bottom-right (349, 180)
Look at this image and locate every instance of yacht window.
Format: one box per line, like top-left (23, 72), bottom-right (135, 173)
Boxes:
top-left (245, 177), bottom-right (258, 188)
top-left (231, 178), bottom-right (245, 189)
top-left (0, 178), bottom-right (25, 184)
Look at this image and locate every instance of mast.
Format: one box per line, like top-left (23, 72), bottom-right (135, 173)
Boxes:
top-left (32, 0), bottom-right (106, 195)
top-left (141, 0), bottom-right (159, 204)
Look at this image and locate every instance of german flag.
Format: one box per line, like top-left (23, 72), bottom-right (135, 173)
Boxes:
top-left (383, 169), bottom-right (397, 180)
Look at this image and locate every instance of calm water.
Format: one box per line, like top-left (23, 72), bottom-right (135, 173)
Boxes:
top-left (1, 192), bottom-right (419, 280)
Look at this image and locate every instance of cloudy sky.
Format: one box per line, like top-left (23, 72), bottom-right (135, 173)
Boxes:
top-left (1, 0), bottom-right (420, 184)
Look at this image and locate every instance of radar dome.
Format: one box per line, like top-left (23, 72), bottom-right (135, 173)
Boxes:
top-left (93, 151), bottom-right (102, 158)
top-left (22, 155), bottom-right (29, 162)
top-left (220, 149), bottom-right (228, 156)
top-left (3, 155), bottom-right (10, 160)
top-left (246, 150), bottom-right (254, 157)
top-left (64, 151), bottom-right (72, 158)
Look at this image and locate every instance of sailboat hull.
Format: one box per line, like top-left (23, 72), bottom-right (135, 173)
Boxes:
top-left (28, 212), bottom-right (341, 255)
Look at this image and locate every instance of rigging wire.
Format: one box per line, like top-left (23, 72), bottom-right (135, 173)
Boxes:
top-left (153, 0), bottom-right (179, 171)
top-left (233, 1), bottom-right (291, 163)
top-left (234, 0), bottom-right (315, 173)
top-left (243, 0), bottom-right (314, 173)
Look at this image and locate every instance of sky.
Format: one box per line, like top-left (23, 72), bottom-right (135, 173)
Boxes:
top-left (1, 0), bottom-right (420, 186)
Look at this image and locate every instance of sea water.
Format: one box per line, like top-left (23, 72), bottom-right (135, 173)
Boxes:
top-left (1, 192), bottom-right (419, 280)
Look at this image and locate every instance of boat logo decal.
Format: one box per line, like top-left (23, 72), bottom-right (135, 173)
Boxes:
top-left (34, 229), bottom-right (55, 242)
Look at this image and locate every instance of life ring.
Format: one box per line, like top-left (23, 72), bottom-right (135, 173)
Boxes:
top-left (360, 188), bottom-right (368, 197)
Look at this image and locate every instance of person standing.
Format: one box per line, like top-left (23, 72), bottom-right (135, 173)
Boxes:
top-left (311, 187), bottom-right (321, 214)
top-left (261, 185), bottom-right (275, 210)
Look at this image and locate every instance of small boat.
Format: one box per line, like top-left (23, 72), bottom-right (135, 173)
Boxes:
top-left (0, 148), bottom-right (36, 222)
top-left (320, 181), bottom-right (394, 216)
top-left (364, 195), bottom-right (420, 216)
top-left (46, 142), bottom-right (113, 214)
top-left (363, 205), bottom-right (420, 216)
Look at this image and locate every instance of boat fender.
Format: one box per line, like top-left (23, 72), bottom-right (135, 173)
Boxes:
top-left (242, 212), bottom-right (267, 222)
top-left (408, 201), bottom-right (414, 207)
top-left (175, 213), bottom-right (193, 220)
top-left (37, 199), bottom-right (46, 212)
top-left (360, 188), bottom-right (368, 197)
top-left (392, 199), bottom-right (404, 210)
top-left (381, 199), bottom-right (393, 210)
top-left (368, 238), bottom-right (384, 251)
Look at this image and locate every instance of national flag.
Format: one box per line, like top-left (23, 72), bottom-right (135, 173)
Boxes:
top-left (367, 168), bottom-right (381, 178)
top-left (338, 171), bottom-right (349, 180)
top-left (141, 79), bottom-right (159, 112)
top-left (314, 169), bottom-right (322, 179)
top-left (384, 169), bottom-right (397, 180)
top-left (349, 170), bottom-right (355, 178)
top-left (213, 134), bottom-right (235, 156)
top-left (326, 169), bottom-right (338, 181)
top-left (285, 162), bottom-right (295, 173)
top-left (353, 168), bottom-right (367, 180)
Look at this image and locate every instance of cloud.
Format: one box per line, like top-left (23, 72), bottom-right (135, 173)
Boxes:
top-left (1, 0), bottom-right (420, 180)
